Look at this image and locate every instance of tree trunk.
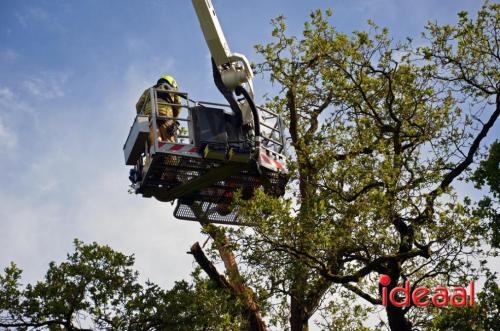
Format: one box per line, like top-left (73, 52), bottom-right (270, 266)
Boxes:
top-left (190, 242), bottom-right (267, 331)
top-left (386, 305), bottom-right (412, 331)
top-left (190, 241), bottom-right (267, 331)
top-left (384, 264), bottom-right (412, 331)
top-left (290, 296), bottom-right (310, 331)
top-left (189, 204), bottom-right (267, 330)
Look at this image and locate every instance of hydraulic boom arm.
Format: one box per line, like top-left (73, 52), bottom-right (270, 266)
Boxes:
top-left (192, 0), bottom-right (254, 96)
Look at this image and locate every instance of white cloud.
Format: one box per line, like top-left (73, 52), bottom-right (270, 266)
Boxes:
top-left (0, 85), bottom-right (45, 137)
top-left (16, 7), bottom-right (49, 28)
top-left (23, 71), bottom-right (69, 100)
top-left (0, 188), bottom-right (74, 283)
top-left (27, 151), bottom-right (69, 193)
top-left (0, 87), bottom-right (14, 100)
top-left (0, 115), bottom-right (17, 150)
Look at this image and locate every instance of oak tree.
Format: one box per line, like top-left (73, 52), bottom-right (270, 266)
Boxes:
top-left (201, 2), bottom-right (499, 330)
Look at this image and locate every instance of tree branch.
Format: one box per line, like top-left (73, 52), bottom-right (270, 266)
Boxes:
top-left (343, 283), bottom-right (382, 305)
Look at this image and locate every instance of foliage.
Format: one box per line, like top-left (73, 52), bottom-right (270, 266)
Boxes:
top-left (470, 140), bottom-right (500, 248)
top-left (0, 239), bottom-right (245, 330)
top-left (471, 140), bottom-right (500, 198)
top-left (315, 286), bottom-right (376, 331)
top-left (221, 1), bottom-right (499, 330)
top-left (430, 269), bottom-right (500, 331)
top-left (2, 2), bottom-right (499, 331)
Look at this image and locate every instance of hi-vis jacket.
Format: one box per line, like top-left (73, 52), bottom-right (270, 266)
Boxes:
top-left (135, 83), bottom-right (181, 118)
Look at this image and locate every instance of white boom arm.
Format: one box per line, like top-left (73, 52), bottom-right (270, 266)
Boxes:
top-left (191, 0), bottom-right (254, 97)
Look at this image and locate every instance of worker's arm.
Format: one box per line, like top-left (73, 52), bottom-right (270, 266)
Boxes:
top-left (135, 89), bottom-right (148, 114)
top-left (166, 94), bottom-right (181, 136)
top-left (172, 94), bottom-right (182, 118)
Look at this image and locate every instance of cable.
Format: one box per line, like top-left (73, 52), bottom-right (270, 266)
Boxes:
top-left (235, 85), bottom-right (260, 137)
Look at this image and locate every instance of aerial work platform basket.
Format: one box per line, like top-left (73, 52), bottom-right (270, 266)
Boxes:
top-left (124, 88), bottom-right (288, 225)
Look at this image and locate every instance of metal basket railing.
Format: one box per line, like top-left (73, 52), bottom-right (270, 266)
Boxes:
top-left (138, 87), bottom-right (286, 160)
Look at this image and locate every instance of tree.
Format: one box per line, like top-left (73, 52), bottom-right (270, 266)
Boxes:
top-left (470, 140), bottom-right (500, 248)
top-left (426, 140), bottom-right (499, 331)
top-left (429, 267), bottom-right (500, 331)
top-left (2, 3), bottom-right (498, 331)
top-left (0, 239), bottom-right (246, 330)
top-left (192, 2), bottom-right (499, 330)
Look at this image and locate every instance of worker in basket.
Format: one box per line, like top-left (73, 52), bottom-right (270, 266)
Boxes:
top-left (136, 75), bottom-right (181, 146)
top-left (133, 75), bottom-right (181, 186)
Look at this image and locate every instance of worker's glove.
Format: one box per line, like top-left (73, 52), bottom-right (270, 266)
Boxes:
top-left (166, 120), bottom-right (180, 136)
top-left (129, 169), bottom-right (141, 183)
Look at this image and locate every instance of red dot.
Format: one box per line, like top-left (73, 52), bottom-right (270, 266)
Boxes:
top-left (380, 274), bottom-right (391, 286)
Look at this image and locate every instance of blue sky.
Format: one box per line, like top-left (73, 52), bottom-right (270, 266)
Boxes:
top-left (0, 0), bottom-right (492, 311)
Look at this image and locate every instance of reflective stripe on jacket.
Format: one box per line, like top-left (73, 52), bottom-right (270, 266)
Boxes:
top-left (135, 84), bottom-right (181, 117)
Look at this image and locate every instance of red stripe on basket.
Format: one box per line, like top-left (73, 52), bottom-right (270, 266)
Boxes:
top-left (260, 154), bottom-right (271, 164)
top-left (170, 144), bottom-right (184, 151)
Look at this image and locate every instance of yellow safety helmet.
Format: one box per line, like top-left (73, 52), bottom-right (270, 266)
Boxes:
top-left (159, 75), bottom-right (178, 89)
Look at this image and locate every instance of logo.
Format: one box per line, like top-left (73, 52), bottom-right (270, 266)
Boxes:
top-left (379, 274), bottom-right (474, 307)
